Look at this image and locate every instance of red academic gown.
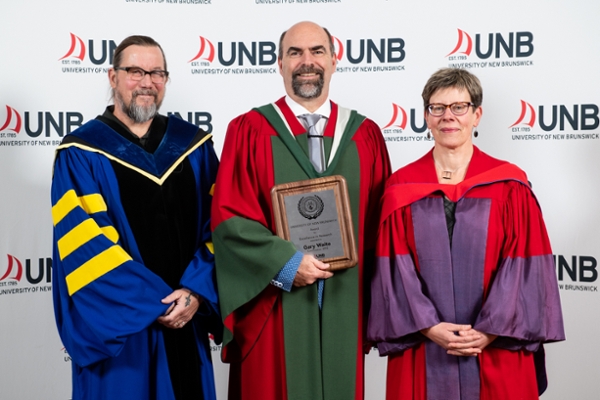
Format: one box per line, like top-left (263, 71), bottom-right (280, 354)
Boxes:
top-left (367, 147), bottom-right (565, 400)
top-left (211, 97), bottom-right (391, 400)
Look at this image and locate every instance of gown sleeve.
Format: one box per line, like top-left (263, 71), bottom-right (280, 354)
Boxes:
top-left (211, 113), bottom-right (298, 360)
top-left (51, 147), bottom-right (172, 367)
top-left (474, 181), bottom-right (565, 349)
top-left (367, 192), bottom-right (440, 356)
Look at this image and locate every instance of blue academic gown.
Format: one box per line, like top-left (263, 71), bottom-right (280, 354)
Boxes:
top-left (51, 114), bottom-right (220, 400)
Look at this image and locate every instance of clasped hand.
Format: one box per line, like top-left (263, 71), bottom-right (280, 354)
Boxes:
top-left (420, 322), bottom-right (497, 357)
top-left (157, 288), bottom-right (202, 329)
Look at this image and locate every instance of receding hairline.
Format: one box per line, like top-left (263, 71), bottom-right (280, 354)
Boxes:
top-left (278, 23), bottom-right (335, 59)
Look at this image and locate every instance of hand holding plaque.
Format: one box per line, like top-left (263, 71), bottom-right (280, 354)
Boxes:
top-left (271, 175), bottom-right (358, 271)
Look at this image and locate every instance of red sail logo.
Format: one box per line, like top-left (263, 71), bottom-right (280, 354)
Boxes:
top-left (59, 33), bottom-right (86, 61)
top-left (446, 29), bottom-right (473, 57)
top-left (189, 36), bottom-right (215, 63)
top-left (0, 254), bottom-right (23, 282)
top-left (509, 100), bottom-right (536, 128)
top-left (0, 105), bottom-right (22, 134)
top-left (382, 103), bottom-right (408, 130)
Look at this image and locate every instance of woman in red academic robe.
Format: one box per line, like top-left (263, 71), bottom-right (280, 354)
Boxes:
top-left (367, 68), bottom-right (565, 400)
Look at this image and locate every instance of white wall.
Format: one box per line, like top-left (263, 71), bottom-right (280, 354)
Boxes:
top-left (1, 0), bottom-right (598, 398)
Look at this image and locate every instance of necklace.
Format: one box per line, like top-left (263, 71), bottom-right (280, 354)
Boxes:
top-left (434, 159), bottom-right (470, 180)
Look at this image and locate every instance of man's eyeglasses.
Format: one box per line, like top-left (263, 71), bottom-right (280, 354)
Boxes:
top-left (427, 102), bottom-right (474, 117)
top-left (114, 67), bottom-right (169, 84)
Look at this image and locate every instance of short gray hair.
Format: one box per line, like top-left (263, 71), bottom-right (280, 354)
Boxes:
top-left (422, 68), bottom-right (483, 109)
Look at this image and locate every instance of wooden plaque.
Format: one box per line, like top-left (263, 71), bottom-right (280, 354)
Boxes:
top-left (271, 175), bottom-right (357, 271)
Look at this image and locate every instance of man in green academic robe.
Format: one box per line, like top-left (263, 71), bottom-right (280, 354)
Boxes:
top-left (211, 21), bottom-right (391, 400)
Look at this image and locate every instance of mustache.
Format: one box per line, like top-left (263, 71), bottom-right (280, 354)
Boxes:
top-left (132, 89), bottom-right (158, 98)
top-left (293, 65), bottom-right (324, 78)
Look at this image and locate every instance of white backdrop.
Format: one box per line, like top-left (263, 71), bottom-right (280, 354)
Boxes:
top-left (1, 0), bottom-right (599, 399)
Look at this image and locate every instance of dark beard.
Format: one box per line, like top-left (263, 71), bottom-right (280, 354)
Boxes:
top-left (291, 65), bottom-right (324, 99)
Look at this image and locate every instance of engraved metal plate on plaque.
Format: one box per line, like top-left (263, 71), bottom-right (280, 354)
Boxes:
top-left (271, 175), bottom-right (357, 271)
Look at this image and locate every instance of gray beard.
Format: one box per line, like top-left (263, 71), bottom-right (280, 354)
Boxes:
top-left (115, 89), bottom-right (160, 124)
top-left (292, 72), bottom-right (324, 99)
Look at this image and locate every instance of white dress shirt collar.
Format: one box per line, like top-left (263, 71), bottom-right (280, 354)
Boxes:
top-left (284, 96), bottom-right (331, 120)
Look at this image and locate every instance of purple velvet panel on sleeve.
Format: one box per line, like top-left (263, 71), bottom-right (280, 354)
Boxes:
top-left (367, 253), bottom-right (439, 348)
top-left (376, 333), bottom-right (425, 357)
top-left (474, 254), bottom-right (566, 346)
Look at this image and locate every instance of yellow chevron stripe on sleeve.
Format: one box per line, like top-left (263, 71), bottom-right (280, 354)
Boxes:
top-left (209, 184), bottom-right (215, 196)
top-left (66, 245), bottom-right (132, 296)
top-left (205, 241), bottom-right (214, 254)
top-left (52, 190), bottom-right (79, 225)
top-left (57, 219), bottom-right (102, 261)
top-left (52, 190), bottom-right (108, 226)
top-left (100, 226), bottom-right (120, 244)
top-left (80, 193), bottom-right (107, 214)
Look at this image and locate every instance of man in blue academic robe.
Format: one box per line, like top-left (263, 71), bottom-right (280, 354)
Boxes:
top-left (51, 35), bottom-right (221, 400)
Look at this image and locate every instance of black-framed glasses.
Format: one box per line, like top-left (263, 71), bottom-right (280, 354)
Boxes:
top-left (114, 66), bottom-right (169, 84)
top-left (427, 102), bottom-right (474, 117)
